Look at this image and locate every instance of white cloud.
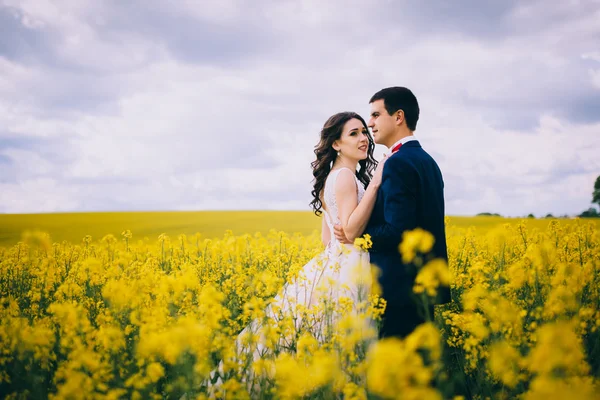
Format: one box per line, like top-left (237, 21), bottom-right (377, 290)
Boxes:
top-left (0, 179), bottom-right (81, 213)
top-left (582, 51), bottom-right (600, 63)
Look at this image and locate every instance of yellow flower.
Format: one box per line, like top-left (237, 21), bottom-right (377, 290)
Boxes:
top-left (462, 285), bottom-right (488, 312)
top-left (146, 362), bottom-right (165, 383)
top-left (296, 332), bottom-right (319, 360)
top-left (354, 234), bottom-right (373, 251)
top-left (343, 382), bottom-right (367, 400)
top-left (488, 341), bottom-right (522, 388)
top-left (274, 351), bottom-right (339, 399)
top-left (523, 375), bottom-right (598, 400)
top-left (413, 259), bottom-right (451, 297)
top-left (21, 230), bottom-right (52, 251)
top-left (366, 336), bottom-right (442, 400)
top-left (399, 228), bottom-right (435, 263)
top-left (526, 321), bottom-right (590, 377)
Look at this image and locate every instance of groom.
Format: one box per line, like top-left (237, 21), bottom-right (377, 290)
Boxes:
top-left (335, 86), bottom-right (450, 339)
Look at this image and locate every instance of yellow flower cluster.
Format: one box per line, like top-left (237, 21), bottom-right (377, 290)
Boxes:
top-left (0, 220), bottom-right (598, 399)
top-left (441, 219), bottom-right (600, 399)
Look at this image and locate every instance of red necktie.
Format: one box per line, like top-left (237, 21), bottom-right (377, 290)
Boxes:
top-left (392, 143), bottom-right (402, 153)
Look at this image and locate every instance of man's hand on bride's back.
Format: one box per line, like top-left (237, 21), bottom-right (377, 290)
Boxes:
top-left (371, 154), bottom-right (388, 188)
top-left (333, 224), bottom-right (353, 244)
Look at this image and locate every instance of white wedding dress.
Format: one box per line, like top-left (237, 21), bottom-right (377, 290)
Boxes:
top-left (205, 168), bottom-right (375, 393)
top-left (249, 167), bottom-right (373, 334)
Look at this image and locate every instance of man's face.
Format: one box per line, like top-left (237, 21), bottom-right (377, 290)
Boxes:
top-left (368, 99), bottom-right (396, 147)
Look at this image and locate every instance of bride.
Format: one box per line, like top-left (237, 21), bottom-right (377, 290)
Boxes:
top-left (207, 112), bottom-right (386, 392)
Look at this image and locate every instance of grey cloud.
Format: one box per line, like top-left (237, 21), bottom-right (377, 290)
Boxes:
top-left (434, 48), bottom-right (600, 129)
top-left (29, 72), bottom-right (125, 118)
top-left (443, 174), bottom-right (484, 203)
top-left (0, 134), bottom-right (77, 162)
top-left (153, 136), bottom-right (283, 173)
top-left (49, 173), bottom-right (308, 213)
top-left (543, 160), bottom-right (599, 185)
top-left (463, 88), bottom-right (600, 131)
top-left (558, 91), bottom-right (600, 125)
top-left (372, 1), bottom-right (600, 130)
top-left (387, 0), bottom-right (520, 40)
top-left (100, 0), bottom-right (279, 65)
top-left (0, 7), bottom-right (56, 64)
top-left (379, 0), bottom-right (599, 43)
top-left (0, 154), bottom-right (10, 165)
top-left (4, 67), bottom-right (128, 120)
top-left (63, 176), bottom-right (148, 186)
top-left (0, 135), bottom-right (47, 149)
top-left (443, 170), bottom-right (594, 218)
top-left (0, 133), bottom-right (78, 184)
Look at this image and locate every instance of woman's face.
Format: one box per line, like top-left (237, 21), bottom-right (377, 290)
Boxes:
top-left (333, 118), bottom-right (370, 161)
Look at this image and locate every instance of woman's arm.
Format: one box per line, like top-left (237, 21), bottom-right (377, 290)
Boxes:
top-left (321, 213), bottom-right (331, 246)
top-left (335, 169), bottom-right (381, 242)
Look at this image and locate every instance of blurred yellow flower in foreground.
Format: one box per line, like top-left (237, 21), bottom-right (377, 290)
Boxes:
top-left (399, 228), bottom-right (435, 264)
top-left (413, 259), bottom-right (451, 297)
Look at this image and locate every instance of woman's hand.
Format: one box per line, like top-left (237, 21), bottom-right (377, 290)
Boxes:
top-left (333, 224), bottom-right (353, 244)
top-left (370, 154), bottom-right (388, 188)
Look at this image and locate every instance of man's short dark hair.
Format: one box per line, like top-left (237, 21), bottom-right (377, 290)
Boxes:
top-left (370, 87), bottom-right (420, 131)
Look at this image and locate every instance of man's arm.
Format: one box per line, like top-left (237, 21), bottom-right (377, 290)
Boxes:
top-left (363, 157), bottom-right (418, 252)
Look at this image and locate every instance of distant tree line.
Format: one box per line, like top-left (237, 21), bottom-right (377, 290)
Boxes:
top-left (525, 213), bottom-right (572, 219)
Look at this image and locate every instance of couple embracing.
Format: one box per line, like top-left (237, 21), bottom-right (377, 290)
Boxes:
top-left (243, 86), bottom-right (451, 349)
top-left (206, 86), bottom-right (452, 393)
top-left (307, 85), bottom-right (451, 339)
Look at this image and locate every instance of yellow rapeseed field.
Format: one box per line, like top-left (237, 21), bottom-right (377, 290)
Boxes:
top-left (0, 214), bottom-right (599, 399)
top-left (0, 211), bottom-right (320, 249)
top-left (0, 211), bottom-right (593, 248)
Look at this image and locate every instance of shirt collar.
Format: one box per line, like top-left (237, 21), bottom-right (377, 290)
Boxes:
top-left (388, 135), bottom-right (417, 153)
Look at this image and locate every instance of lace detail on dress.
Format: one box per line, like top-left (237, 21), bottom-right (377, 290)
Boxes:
top-left (322, 167), bottom-right (366, 245)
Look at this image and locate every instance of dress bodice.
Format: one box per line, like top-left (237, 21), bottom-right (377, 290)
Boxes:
top-left (322, 167), bottom-right (365, 246)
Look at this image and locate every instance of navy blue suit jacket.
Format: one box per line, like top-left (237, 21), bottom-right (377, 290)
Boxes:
top-left (364, 140), bottom-right (450, 307)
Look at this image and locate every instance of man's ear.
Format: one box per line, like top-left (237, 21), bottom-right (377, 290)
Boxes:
top-left (395, 110), bottom-right (404, 126)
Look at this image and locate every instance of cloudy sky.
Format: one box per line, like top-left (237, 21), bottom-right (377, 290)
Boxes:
top-left (1, 0), bottom-right (599, 217)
